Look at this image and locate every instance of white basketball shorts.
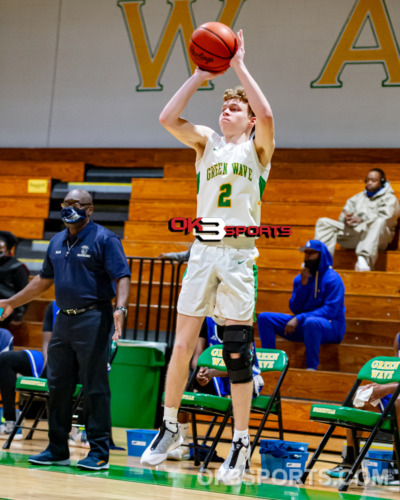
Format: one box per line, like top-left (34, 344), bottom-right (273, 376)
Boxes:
top-left (177, 239), bottom-right (258, 322)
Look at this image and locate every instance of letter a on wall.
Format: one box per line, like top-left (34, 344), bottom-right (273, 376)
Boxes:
top-left (118, 0), bottom-right (245, 91)
top-left (312, 0), bottom-right (400, 87)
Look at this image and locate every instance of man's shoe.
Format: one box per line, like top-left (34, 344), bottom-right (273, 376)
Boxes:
top-left (217, 435), bottom-right (250, 486)
top-left (77, 455), bottom-right (109, 471)
top-left (141, 421), bottom-right (181, 466)
top-left (325, 462), bottom-right (352, 478)
top-left (355, 256), bottom-right (371, 272)
top-left (29, 449), bottom-right (70, 466)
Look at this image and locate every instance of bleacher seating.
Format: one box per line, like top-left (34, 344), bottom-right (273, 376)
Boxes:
top-left (1, 148), bottom-right (400, 450)
top-left (121, 150), bottom-right (400, 448)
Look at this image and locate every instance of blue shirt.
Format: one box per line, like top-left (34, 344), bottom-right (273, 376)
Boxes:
top-left (40, 220), bottom-right (131, 309)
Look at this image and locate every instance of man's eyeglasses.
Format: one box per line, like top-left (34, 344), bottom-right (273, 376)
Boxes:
top-left (61, 202), bottom-right (91, 209)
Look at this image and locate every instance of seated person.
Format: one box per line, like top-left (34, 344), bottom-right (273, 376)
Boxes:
top-left (0, 231), bottom-right (30, 326)
top-left (315, 169), bottom-right (399, 271)
top-left (0, 328), bottom-right (13, 354)
top-left (326, 332), bottom-right (400, 486)
top-left (168, 316), bottom-right (264, 460)
top-left (0, 301), bottom-right (57, 438)
top-left (257, 240), bottom-right (346, 370)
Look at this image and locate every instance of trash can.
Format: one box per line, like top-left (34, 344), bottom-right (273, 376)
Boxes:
top-left (109, 340), bottom-right (166, 428)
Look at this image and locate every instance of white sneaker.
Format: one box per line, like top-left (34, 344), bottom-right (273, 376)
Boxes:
top-left (141, 421), bottom-right (182, 466)
top-left (167, 442), bottom-right (190, 460)
top-left (217, 435), bottom-right (250, 485)
top-left (355, 256), bottom-right (371, 271)
top-left (69, 427), bottom-right (89, 448)
top-left (0, 421), bottom-right (23, 440)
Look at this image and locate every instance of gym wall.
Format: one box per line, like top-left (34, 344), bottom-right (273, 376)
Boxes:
top-left (1, 0), bottom-right (399, 148)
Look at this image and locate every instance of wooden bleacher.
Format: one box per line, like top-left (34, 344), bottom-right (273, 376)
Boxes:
top-left (121, 151), bottom-right (400, 445)
top-left (2, 148), bottom-right (400, 447)
top-left (0, 176), bottom-right (53, 239)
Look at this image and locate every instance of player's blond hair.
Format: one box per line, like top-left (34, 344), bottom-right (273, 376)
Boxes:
top-left (223, 86), bottom-right (255, 117)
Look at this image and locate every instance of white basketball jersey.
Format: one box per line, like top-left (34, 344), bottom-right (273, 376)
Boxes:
top-left (196, 132), bottom-right (271, 227)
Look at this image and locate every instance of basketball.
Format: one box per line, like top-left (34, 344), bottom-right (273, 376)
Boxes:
top-left (189, 22), bottom-right (238, 72)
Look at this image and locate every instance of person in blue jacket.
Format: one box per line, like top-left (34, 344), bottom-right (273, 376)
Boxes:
top-left (257, 240), bottom-right (346, 370)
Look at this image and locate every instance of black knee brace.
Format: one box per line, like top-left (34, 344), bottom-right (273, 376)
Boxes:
top-left (222, 325), bottom-right (254, 384)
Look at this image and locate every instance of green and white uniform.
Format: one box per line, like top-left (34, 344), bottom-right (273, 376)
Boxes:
top-left (197, 131), bottom-right (270, 234)
top-left (177, 132), bottom-right (271, 322)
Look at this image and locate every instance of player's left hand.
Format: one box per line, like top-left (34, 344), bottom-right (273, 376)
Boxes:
top-left (112, 309), bottom-right (124, 341)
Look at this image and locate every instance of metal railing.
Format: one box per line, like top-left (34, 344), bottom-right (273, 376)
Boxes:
top-left (123, 256), bottom-right (187, 354)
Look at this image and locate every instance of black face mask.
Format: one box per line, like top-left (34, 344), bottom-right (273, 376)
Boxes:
top-left (0, 252), bottom-right (9, 263)
top-left (304, 257), bottom-right (320, 275)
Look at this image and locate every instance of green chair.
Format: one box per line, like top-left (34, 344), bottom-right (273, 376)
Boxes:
top-left (2, 378), bottom-right (83, 449)
top-left (178, 344), bottom-right (232, 471)
top-left (250, 348), bottom-right (289, 458)
top-left (3, 340), bottom-right (118, 449)
top-left (299, 356), bottom-right (400, 491)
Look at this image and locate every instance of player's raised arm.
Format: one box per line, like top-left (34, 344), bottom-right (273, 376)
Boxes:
top-left (230, 30), bottom-right (275, 166)
top-left (159, 69), bottom-right (222, 157)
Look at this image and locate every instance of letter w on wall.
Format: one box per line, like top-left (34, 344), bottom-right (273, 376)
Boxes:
top-left (312, 0), bottom-right (400, 87)
top-left (118, 0), bottom-right (245, 91)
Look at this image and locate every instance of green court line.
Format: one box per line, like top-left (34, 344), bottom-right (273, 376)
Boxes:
top-left (0, 451), bottom-right (394, 500)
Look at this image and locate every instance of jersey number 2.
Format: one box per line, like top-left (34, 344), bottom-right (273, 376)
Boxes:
top-left (218, 184), bottom-right (232, 207)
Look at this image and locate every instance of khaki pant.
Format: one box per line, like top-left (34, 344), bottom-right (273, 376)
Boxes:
top-left (315, 217), bottom-right (394, 268)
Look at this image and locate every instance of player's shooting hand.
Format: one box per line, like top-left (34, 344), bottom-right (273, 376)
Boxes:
top-left (0, 301), bottom-right (14, 322)
top-left (284, 317), bottom-right (298, 335)
top-left (300, 266), bottom-right (312, 285)
top-left (196, 367), bottom-right (212, 386)
top-left (112, 309), bottom-right (124, 341)
top-left (230, 29), bottom-right (244, 69)
top-left (194, 67), bottom-right (227, 81)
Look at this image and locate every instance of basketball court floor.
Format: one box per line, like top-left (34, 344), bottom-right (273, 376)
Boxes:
top-left (0, 427), bottom-right (398, 500)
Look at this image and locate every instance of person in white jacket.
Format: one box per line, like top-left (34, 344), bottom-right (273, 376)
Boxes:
top-left (315, 169), bottom-right (399, 271)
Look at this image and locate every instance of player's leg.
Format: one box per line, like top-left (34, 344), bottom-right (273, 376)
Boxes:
top-left (214, 247), bottom-right (258, 484)
top-left (167, 412), bottom-right (191, 460)
top-left (217, 318), bottom-right (254, 485)
top-left (142, 242), bottom-right (217, 466)
top-left (141, 313), bottom-right (204, 466)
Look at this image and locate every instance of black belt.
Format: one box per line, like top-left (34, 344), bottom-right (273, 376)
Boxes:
top-left (60, 304), bottom-right (99, 316)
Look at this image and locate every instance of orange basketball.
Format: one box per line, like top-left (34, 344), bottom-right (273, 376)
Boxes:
top-left (189, 22), bottom-right (238, 72)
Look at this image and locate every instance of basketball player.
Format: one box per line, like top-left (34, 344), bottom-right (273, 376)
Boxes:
top-left (141, 30), bottom-right (275, 485)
